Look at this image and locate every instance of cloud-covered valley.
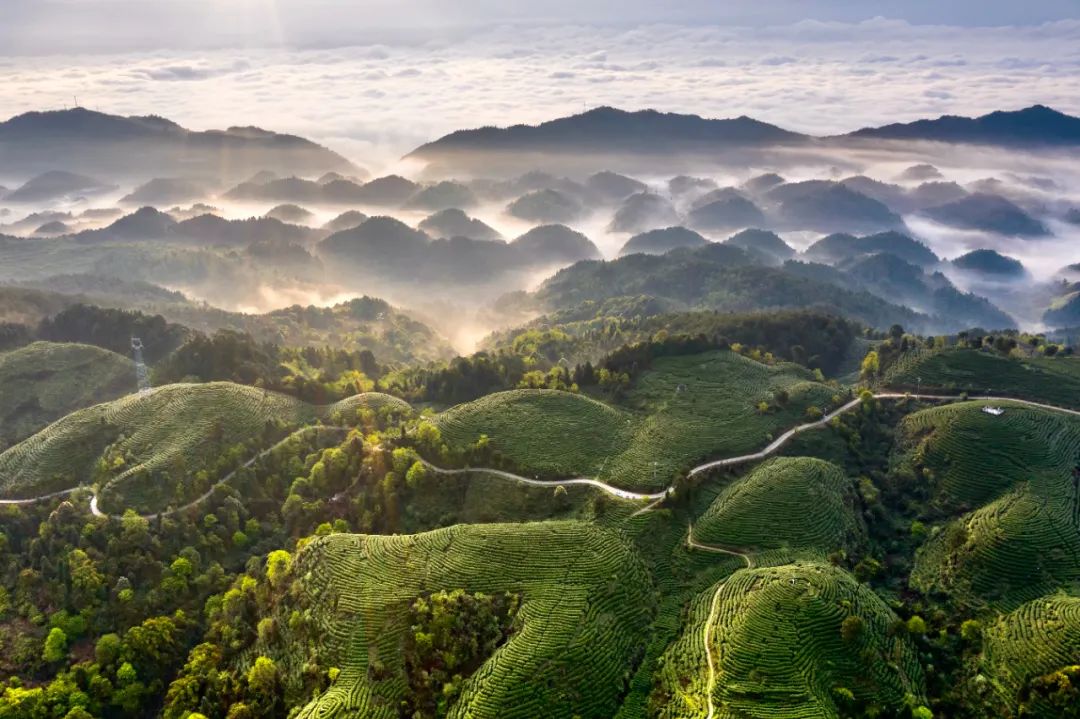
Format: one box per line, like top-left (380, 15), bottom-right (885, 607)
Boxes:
top-left (2, 19), bottom-right (1080, 168)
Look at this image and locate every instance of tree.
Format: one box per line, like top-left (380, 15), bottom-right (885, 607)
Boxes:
top-left (117, 662), bottom-right (138, 684)
top-left (860, 350), bottom-right (880, 379)
top-left (246, 656), bottom-right (280, 712)
top-left (247, 656), bottom-right (278, 694)
top-left (960, 619), bottom-right (982, 642)
top-left (414, 422), bottom-right (443, 454)
top-left (1022, 665), bottom-right (1080, 716)
top-left (906, 615), bottom-right (928, 635)
top-left (68, 549), bottom-right (104, 606)
top-left (266, 550), bottom-right (292, 589)
top-left (43, 627), bottom-right (68, 663)
top-left (406, 460), bottom-right (429, 488)
top-left (95, 632), bottom-right (122, 667)
top-left (840, 615), bottom-right (864, 643)
top-left (63, 708), bottom-right (95, 719)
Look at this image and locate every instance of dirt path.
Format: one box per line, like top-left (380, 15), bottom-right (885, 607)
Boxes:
top-left (685, 526), bottom-right (755, 719)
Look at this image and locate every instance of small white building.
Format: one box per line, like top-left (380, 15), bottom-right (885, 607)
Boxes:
top-left (982, 406), bottom-right (1005, 416)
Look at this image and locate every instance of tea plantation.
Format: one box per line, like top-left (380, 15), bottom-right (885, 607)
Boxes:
top-left (655, 563), bottom-right (926, 718)
top-left (0, 383), bottom-right (404, 513)
top-left (275, 522), bottom-right (655, 719)
top-left (435, 351), bottom-right (838, 491)
top-left (980, 595), bottom-right (1080, 715)
top-left (7, 336), bottom-right (1080, 719)
top-left (896, 399), bottom-right (1080, 509)
top-left (887, 347), bottom-right (1080, 408)
top-left (0, 341), bottom-right (134, 450)
top-left (903, 402), bottom-right (1080, 610)
top-left (693, 457), bottom-right (866, 559)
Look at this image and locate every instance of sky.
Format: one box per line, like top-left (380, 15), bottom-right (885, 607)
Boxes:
top-left (2, 1), bottom-right (1079, 166)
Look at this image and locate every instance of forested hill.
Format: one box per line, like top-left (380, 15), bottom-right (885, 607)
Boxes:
top-left (531, 246), bottom-right (929, 332)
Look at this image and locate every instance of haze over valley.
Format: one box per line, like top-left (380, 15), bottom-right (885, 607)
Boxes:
top-left (5, 5), bottom-right (1080, 719)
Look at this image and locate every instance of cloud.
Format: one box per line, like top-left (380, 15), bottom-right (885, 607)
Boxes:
top-left (134, 60), bottom-right (250, 81)
top-left (1, 19), bottom-right (1079, 170)
top-left (759, 55), bottom-right (797, 66)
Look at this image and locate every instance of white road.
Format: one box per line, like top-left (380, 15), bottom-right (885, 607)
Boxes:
top-left (416, 458), bottom-right (670, 501)
top-left (691, 528), bottom-right (753, 719)
top-left (28, 423), bottom-right (354, 518)
top-left (6, 392), bottom-right (1080, 521)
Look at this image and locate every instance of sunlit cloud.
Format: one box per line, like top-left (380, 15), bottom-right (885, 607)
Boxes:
top-left (0, 19), bottom-right (1078, 170)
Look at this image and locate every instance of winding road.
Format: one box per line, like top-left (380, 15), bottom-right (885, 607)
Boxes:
top-left (5, 390), bottom-right (1080, 717)
top-left (6, 392), bottom-right (1080, 524)
top-left (687, 526), bottom-right (754, 719)
top-left (2, 425), bottom-right (353, 521)
top-left (416, 459), bottom-right (670, 501)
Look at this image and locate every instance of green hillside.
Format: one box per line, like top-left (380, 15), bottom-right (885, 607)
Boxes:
top-left (0, 383), bottom-right (405, 514)
top-left (693, 457), bottom-right (866, 559)
top-left (0, 341), bottom-right (134, 450)
top-left (896, 399), bottom-right (1080, 510)
top-left (435, 351), bottom-right (838, 491)
top-left (980, 595), bottom-right (1080, 716)
top-left (263, 522), bottom-right (654, 719)
top-left (903, 402), bottom-right (1080, 610)
top-left (886, 347), bottom-right (1080, 408)
top-left (532, 245), bottom-right (929, 332)
top-left (655, 562), bottom-right (926, 719)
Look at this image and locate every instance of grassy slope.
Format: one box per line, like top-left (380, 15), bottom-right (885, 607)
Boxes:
top-left (655, 563), bottom-right (925, 719)
top-left (0, 341), bottom-right (134, 450)
top-left (693, 457), bottom-right (866, 559)
top-left (273, 522), bottom-right (654, 719)
top-left (436, 351), bottom-right (838, 491)
top-left (981, 595), bottom-right (1080, 715)
top-left (903, 401), bottom-right (1080, 611)
top-left (887, 347), bottom-right (1080, 408)
top-left (0, 382), bottom-right (407, 513)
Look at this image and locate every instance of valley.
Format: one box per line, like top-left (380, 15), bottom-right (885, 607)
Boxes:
top-left (3, 89), bottom-right (1080, 719)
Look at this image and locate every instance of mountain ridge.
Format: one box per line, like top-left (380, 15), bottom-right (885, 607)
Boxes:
top-left (0, 107), bottom-right (356, 181)
top-left (407, 104), bottom-right (1080, 161)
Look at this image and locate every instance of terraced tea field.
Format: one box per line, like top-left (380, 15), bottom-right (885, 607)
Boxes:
top-left (436, 389), bottom-right (636, 479)
top-left (436, 351), bottom-right (837, 491)
top-left (0, 383), bottom-right (406, 514)
top-left (693, 457), bottom-right (865, 558)
top-left (897, 399), bottom-right (1080, 510)
top-left (324, 391), bottom-right (413, 421)
top-left (0, 341), bottom-right (134, 450)
top-left (905, 402), bottom-right (1080, 610)
top-left (980, 595), bottom-right (1080, 715)
top-left (887, 348), bottom-right (1080, 408)
top-left (656, 563), bottom-right (925, 718)
top-left (275, 522), bottom-right (654, 719)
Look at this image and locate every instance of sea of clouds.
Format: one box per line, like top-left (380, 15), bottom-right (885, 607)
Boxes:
top-left (1, 19), bottom-right (1080, 169)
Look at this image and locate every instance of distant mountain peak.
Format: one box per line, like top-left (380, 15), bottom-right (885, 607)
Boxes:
top-left (406, 105), bottom-right (807, 161)
top-left (845, 104), bottom-right (1080, 147)
top-left (0, 107), bottom-right (355, 181)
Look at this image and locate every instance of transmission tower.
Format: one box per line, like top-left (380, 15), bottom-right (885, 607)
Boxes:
top-left (131, 336), bottom-right (151, 393)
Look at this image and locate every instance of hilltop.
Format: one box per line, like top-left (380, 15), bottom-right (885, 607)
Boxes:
top-left (407, 106), bottom-right (808, 161)
top-left (847, 105), bottom-right (1080, 147)
top-left (0, 107), bottom-right (355, 180)
top-left (0, 341), bottom-right (134, 450)
top-left (407, 105), bottom-right (1080, 168)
